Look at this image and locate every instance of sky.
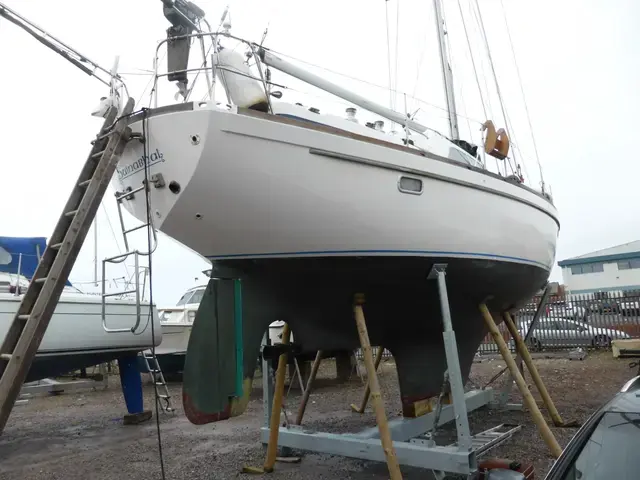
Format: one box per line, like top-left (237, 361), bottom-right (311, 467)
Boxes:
top-left (1, 0), bottom-right (639, 304)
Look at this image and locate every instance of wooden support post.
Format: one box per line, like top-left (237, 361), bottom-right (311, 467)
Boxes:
top-left (295, 350), bottom-right (323, 425)
top-left (503, 312), bottom-right (567, 427)
top-left (480, 304), bottom-right (562, 458)
top-left (353, 294), bottom-right (403, 480)
top-left (351, 345), bottom-right (385, 413)
top-left (263, 323), bottom-right (291, 472)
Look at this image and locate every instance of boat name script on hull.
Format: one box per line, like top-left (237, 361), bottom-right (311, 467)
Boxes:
top-left (117, 148), bottom-right (166, 180)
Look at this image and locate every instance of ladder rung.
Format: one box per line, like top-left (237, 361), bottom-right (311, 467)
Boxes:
top-left (115, 184), bottom-right (146, 201)
top-left (17, 314), bottom-right (29, 321)
top-left (96, 131), bottom-right (112, 141)
top-left (155, 382), bottom-right (165, 386)
top-left (91, 150), bottom-right (106, 159)
top-left (34, 277), bottom-right (47, 284)
top-left (78, 179), bottom-right (92, 187)
top-left (123, 223), bottom-right (151, 235)
top-left (64, 210), bottom-right (78, 217)
top-left (51, 242), bottom-right (63, 249)
top-left (157, 394), bottom-right (170, 399)
top-left (0, 354), bottom-right (12, 361)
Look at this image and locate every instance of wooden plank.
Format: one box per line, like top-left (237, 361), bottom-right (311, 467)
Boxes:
top-left (612, 338), bottom-right (640, 358)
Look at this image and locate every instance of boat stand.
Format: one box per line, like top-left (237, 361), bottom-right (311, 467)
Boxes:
top-left (259, 264), bottom-right (522, 477)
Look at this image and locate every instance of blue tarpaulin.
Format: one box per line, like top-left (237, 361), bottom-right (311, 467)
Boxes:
top-left (0, 236), bottom-right (72, 286)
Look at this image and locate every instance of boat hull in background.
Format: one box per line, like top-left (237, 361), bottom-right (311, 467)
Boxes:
top-left (0, 293), bottom-right (161, 382)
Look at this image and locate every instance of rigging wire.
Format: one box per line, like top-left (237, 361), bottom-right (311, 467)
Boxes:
top-left (457, 0), bottom-right (487, 121)
top-left (411, 14), bottom-right (430, 107)
top-left (394, 0), bottom-right (400, 113)
top-left (468, 0), bottom-right (494, 120)
top-left (503, 107), bottom-right (530, 182)
top-left (472, 0), bottom-right (516, 176)
top-left (265, 46), bottom-right (486, 126)
top-left (131, 51), bottom-right (167, 110)
top-left (499, 0), bottom-right (544, 189)
top-left (384, 0), bottom-right (394, 113)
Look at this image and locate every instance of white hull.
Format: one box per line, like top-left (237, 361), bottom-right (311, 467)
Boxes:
top-left (155, 316), bottom-right (288, 357)
top-left (113, 103), bottom-right (558, 270)
top-left (155, 323), bottom-right (191, 355)
top-left (0, 293), bottom-right (161, 358)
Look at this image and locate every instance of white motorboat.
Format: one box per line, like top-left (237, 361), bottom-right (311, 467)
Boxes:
top-left (149, 283), bottom-right (205, 375)
top-left (151, 279), bottom-right (292, 375)
top-left (0, 237), bottom-right (161, 382)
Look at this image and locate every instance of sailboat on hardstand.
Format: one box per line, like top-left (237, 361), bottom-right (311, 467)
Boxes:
top-left (111, 1), bottom-right (558, 421)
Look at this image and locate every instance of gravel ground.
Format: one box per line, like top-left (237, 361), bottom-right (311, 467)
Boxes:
top-left (0, 351), bottom-right (635, 479)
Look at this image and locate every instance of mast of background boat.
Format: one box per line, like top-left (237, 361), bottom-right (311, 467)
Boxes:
top-left (259, 49), bottom-right (428, 135)
top-left (432, 0), bottom-right (459, 141)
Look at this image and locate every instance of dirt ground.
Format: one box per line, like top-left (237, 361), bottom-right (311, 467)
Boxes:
top-left (0, 351), bottom-right (635, 480)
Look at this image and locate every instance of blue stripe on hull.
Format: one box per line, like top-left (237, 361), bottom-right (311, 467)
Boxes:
top-left (206, 249), bottom-right (551, 270)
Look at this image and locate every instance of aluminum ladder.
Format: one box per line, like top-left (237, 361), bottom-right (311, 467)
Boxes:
top-left (411, 423), bottom-right (522, 458)
top-left (140, 351), bottom-right (174, 413)
top-left (451, 423), bottom-right (522, 457)
top-left (0, 98), bottom-right (135, 434)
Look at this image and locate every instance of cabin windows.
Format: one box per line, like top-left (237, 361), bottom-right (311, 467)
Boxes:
top-left (176, 291), bottom-right (194, 306)
top-left (188, 289), bottom-right (205, 305)
top-left (398, 176), bottom-right (423, 195)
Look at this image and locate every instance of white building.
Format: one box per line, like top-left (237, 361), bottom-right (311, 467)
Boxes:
top-left (558, 240), bottom-right (640, 295)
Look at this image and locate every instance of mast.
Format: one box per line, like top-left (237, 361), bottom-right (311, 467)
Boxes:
top-left (432, 0), bottom-right (460, 141)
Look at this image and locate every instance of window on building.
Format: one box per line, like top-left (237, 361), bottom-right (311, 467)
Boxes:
top-left (617, 259), bottom-right (640, 270)
top-left (570, 263), bottom-right (604, 275)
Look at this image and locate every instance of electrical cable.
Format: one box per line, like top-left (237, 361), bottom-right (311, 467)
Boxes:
top-left (141, 109), bottom-right (167, 480)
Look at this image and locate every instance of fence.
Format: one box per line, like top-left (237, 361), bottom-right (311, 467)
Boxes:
top-left (353, 292), bottom-right (640, 360)
top-left (478, 290), bottom-right (640, 353)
